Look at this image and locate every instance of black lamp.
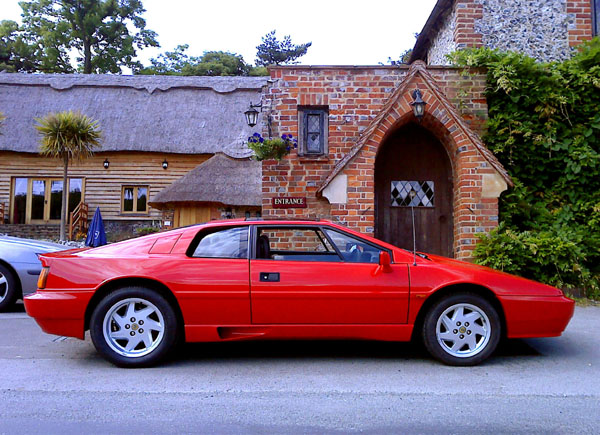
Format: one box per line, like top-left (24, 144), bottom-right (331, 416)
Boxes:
top-left (244, 102), bottom-right (261, 127)
top-left (103, 158), bottom-right (110, 169)
top-left (410, 89), bottom-right (427, 121)
top-left (162, 159), bottom-right (168, 170)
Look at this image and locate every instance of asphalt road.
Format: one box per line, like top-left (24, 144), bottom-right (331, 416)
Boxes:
top-left (0, 304), bottom-right (598, 434)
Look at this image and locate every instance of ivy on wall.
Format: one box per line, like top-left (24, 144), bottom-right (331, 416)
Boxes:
top-left (450, 39), bottom-right (600, 298)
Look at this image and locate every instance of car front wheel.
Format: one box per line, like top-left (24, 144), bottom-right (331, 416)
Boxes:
top-left (0, 264), bottom-right (18, 312)
top-left (90, 287), bottom-right (178, 367)
top-left (422, 293), bottom-right (501, 366)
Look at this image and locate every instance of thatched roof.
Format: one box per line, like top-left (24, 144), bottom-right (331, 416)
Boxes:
top-left (0, 73), bottom-right (268, 157)
top-left (149, 153), bottom-right (261, 207)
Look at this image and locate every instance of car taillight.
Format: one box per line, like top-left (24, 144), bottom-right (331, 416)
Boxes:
top-left (38, 267), bottom-right (50, 289)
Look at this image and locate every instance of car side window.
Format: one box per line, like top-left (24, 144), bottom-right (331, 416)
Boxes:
top-left (256, 227), bottom-right (340, 262)
top-left (191, 227), bottom-right (248, 259)
top-left (323, 229), bottom-right (383, 264)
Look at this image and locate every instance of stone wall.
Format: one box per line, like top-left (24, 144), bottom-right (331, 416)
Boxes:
top-left (475, 0), bottom-right (571, 61)
top-left (262, 64), bottom-right (502, 260)
top-left (424, 0), bottom-right (594, 64)
top-left (428, 4), bottom-right (457, 65)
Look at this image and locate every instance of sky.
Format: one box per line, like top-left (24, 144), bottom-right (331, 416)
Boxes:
top-left (0, 0), bottom-right (438, 67)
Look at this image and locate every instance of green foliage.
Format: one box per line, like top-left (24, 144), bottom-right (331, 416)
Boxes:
top-left (247, 133), bottom-right (297, 161)
top-left (17, 0), bottom-right (159, 74)
top-left (36, 111), bottom-right (102, 159)
top-left (135, 226), bottom-right (159, 236)
top-left (255, 30), bottom-right (311, 66)
top-left (138, 44), bottom-right (268, 76)
top-left (452, 39), bottom-right (600, 298)
top-left (0, 20), bottom-right (42, 72)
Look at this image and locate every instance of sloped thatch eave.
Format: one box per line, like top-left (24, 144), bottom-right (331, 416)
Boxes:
top-left (150, 153), bottom-right (261, 208)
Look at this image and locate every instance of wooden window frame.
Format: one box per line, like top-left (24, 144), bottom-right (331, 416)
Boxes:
top-left (298, 106), bottom-right (329, 157)
top-left (121, 185), bottom-right (149, 215)
top-left (9, 177), bottom-right (86, 224)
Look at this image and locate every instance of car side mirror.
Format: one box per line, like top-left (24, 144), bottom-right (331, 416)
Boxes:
top-left (373, 251), bottom-right (393, 276)
top-left (379, 251), bottom-right (392, 271)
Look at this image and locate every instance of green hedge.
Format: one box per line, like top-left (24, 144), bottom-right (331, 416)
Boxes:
top-left (450, 39), bottom-right (600, 298)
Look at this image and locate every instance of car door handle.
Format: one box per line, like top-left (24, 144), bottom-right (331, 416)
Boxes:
top-left (260, 272), bottom-right (280, 282)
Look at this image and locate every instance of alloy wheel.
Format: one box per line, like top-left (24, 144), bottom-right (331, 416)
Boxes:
top-left (435, 303), bottom-right (491, 358)
top-left (102, 297), bottom-right (165, 358)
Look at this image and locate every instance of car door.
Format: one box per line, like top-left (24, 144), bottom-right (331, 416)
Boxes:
top-left (250, 225), bottom-right (409, 324)
top-left (167, 225), bottom-right (251, 325)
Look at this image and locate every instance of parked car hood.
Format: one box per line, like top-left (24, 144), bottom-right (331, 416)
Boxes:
top-left (0, 236), bottom-right (66, 253)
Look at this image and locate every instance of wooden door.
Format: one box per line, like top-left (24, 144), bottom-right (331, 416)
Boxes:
top-left (375, 124), bottom-right (453, 257)
top-left (173, 205), bottom-right (211, 228)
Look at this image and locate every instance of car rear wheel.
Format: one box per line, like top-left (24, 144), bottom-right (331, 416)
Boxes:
top-left (0, 264), bottom-right (18, 312)
top-left (422, 293), bottom-right (501, 366)
top-left (90, 287), bottom-right (178, 367)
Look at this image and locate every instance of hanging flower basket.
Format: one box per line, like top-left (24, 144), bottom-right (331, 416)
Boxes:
top-left (247, 133), bottom-right (298, 161)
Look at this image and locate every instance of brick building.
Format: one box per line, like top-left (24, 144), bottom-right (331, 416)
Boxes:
top-left (261, 62), bottom-right (511, 260)
top-left (411, 0), bottom-right (597, 64)
top-left (260, 0), bottom-right (598, 260)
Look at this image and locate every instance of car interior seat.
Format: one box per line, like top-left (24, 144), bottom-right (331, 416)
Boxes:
top-left (257, 234), bottom-right (271, 259)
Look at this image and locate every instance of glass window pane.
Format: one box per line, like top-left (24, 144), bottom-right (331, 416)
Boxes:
top-left (31, 180), bottom-right (46, 220)
top-left (307, 114), bottom-right (320, 133)
top-left (324, 229), bottom-right (382, 264)
top-left (49, 180), bottom-right (63, 220)
top-left (123, 187), bottom-right (134, 212)
top-left (136, 187), bottom-right (147, 212)
top-left (12, 178), bottom-right (27, 224)
top-left (391, 180), bottom-right (435, 207)
top-left (68, 179), bottom-right (82, 214)
top-left (192, 227), bottom-right (248, 259)
top-left (307, 132), bottom-right (321, 153)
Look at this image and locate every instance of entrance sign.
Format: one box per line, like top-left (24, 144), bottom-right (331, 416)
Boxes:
top-left (272, 197), bottom-right (307, 209)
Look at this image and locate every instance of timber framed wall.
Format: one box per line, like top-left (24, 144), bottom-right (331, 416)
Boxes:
top-left (0, 152), bottom-right (210, 224)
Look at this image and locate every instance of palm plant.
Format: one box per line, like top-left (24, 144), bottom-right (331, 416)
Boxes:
top-left (36, 111), bottom-right (102, 241)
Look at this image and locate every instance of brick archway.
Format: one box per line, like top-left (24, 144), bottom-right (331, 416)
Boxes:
top-left (319, 61), bottom-right (512, 259)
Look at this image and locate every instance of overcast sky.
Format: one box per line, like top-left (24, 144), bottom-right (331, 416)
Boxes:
top-left (0, 0), bottom-right (437, 67)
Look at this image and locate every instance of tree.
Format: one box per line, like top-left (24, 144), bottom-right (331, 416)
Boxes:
top-left (19, 0), bottom-right (159, 74)
top-left (139, 45), bottom-right (266, 76)
top-left (384, 49), bottom-right (413, 66)
top-left (255, 30), bottom-right (311, 66)
top-left (37, 111), bottom-right (102, 241)
top-left (0, 20), bottom-right (43, 72)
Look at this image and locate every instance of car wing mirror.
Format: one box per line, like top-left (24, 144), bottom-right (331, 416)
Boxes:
top-left (373, 251), bottom-right (393, 276)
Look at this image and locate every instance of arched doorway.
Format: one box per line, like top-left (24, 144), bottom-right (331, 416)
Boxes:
top-left (375, 123), bottom-right (454, 257)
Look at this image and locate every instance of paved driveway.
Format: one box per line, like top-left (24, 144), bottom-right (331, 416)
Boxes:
top-left (1, 304), bottom-right (598, 434)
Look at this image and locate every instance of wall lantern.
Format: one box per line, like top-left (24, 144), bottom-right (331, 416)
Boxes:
top-left (162, 159), bottom-right (168, 170)
top-left (410, 89), bottom-right (427, 121)
top-left (244, 102), bottom-right (261, 127)
top-left (103, 158), bottom-right (110, 169)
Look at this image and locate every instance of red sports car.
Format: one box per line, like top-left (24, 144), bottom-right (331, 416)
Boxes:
top-left (25, 219), bottom-right (574, 367)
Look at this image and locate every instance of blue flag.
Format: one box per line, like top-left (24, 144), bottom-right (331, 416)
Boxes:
top-left (85, 207), bottom-right (107, 247)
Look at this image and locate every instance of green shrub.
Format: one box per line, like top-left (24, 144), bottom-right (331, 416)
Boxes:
top-left (452, 39), bottom-right (600, 299)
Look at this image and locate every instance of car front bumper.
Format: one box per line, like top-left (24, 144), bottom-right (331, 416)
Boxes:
top-left (24, 290), bottom-right (95, 340)
top-left (501, 295), bottom-right (575, 339)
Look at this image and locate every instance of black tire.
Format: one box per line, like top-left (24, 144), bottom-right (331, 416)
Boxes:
top-left (90, 287), bottom-right (179, 368)
top-left (422, 292), bottom-right (501, 366)
top-left (0, 264), bottom-right (19, 312)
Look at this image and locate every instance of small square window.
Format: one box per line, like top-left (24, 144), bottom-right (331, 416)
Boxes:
top-left (122, 185), bottom-right (149, 214)
top-left (298, 106), bottom-right (328, 156)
